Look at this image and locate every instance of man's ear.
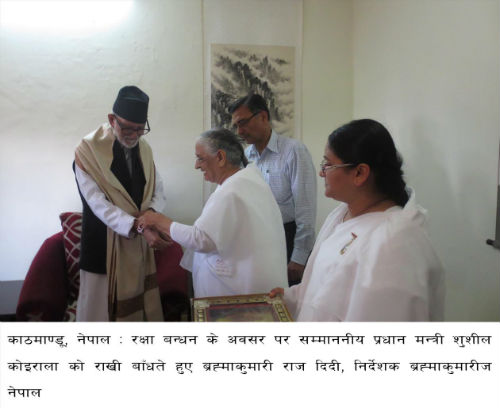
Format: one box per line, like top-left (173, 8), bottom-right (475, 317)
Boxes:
top-left (108, 113), bottom-right (115, 126)
top-left (353, 163), bottom-right (371, 187)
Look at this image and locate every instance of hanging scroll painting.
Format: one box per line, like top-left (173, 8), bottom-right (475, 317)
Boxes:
top-left (210, 44), bottom-right (296, 138)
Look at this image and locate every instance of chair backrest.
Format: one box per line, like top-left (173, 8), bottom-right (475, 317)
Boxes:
top-left (16, 232), bottom-right (68, 321)
top-left (17, 212), bottom-right (191, 321)
top-left (154, 242), bottom-right (192, 321)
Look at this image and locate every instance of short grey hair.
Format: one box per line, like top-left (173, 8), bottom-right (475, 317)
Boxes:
top-left (198, 128), bottom-right (248, 168)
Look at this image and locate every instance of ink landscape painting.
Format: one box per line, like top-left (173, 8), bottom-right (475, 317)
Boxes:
top-left (211, 44), bottom-right (296, 138)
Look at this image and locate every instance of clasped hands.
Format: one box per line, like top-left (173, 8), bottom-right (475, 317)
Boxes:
top-left (134, 210), bottom-right (173, 251)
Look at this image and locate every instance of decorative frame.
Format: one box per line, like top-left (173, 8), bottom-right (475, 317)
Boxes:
top-left (192, 293), bottom-right (293, 322)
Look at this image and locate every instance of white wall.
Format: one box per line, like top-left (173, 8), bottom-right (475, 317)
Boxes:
top-left (303, 0), bottom-right (353, 233)
top-left (352, 0), bottom-right (500, 320)
top-left (0, 0), bottom-right (204, 280)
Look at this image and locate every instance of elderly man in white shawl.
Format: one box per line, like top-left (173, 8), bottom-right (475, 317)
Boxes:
top-left (138, 128), bottom-right (288, 297)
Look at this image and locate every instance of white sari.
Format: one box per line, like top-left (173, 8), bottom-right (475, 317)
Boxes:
top-left (172, 164), bottom-right (288, 297)
top-left (285, 189), bottom-right (445, 321)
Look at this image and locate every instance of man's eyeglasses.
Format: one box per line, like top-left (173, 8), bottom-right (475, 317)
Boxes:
top-left (114, 116), bottom-right (150, 136)
top-left (231, 111), bottom-right (261, 132)
top-left (320, 159), bottom-right (355, 173)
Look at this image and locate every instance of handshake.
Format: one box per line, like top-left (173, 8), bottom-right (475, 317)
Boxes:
top-left (133, 209), bottom-right (174, 251)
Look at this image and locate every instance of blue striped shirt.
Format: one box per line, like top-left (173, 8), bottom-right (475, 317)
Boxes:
top-left (246, 130), bottom-right (317, 265)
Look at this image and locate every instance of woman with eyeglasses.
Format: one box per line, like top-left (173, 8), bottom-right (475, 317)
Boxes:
top-left (270, 119), bottom-right (445, 321)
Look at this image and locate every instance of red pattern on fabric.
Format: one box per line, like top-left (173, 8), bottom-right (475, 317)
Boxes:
top-left (59, 212), bottom-right (82, 321)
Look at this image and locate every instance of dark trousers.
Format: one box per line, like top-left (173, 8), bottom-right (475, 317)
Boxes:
top-left (284, 221), bottom-right (302, 286)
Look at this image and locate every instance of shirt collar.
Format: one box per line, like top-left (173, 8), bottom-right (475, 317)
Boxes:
top-left (266, 130), bottom-right (279, 153)
top-left (247, 129), bottom-right (278, 158)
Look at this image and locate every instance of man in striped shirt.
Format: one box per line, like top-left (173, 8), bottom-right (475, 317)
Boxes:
top-left (229, 93), bottom-right (317, 286)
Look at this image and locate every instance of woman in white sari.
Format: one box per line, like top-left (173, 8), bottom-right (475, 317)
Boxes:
top-left (270, 119), bottom-right (445, 321)
top-left (138, 128), bottom-right (288, 298)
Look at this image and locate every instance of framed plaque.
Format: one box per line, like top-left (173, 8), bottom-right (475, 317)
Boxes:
top-left (192, 293), bottom-right (293, 322)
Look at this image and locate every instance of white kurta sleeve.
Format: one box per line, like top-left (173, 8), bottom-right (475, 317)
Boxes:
top-left (147, 167), bottom-right (166, 212)
top-left (170, 222), bottom-right (216, 253)
top-left (75, 164), bottom-right (135, 237)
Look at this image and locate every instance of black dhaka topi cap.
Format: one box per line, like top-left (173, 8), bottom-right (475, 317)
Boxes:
top-left (113, 85), bottom-right (149, 124)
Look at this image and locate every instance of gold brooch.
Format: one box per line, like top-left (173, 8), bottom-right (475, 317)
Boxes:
top-left (340, 232), bottom-right (357, 255)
